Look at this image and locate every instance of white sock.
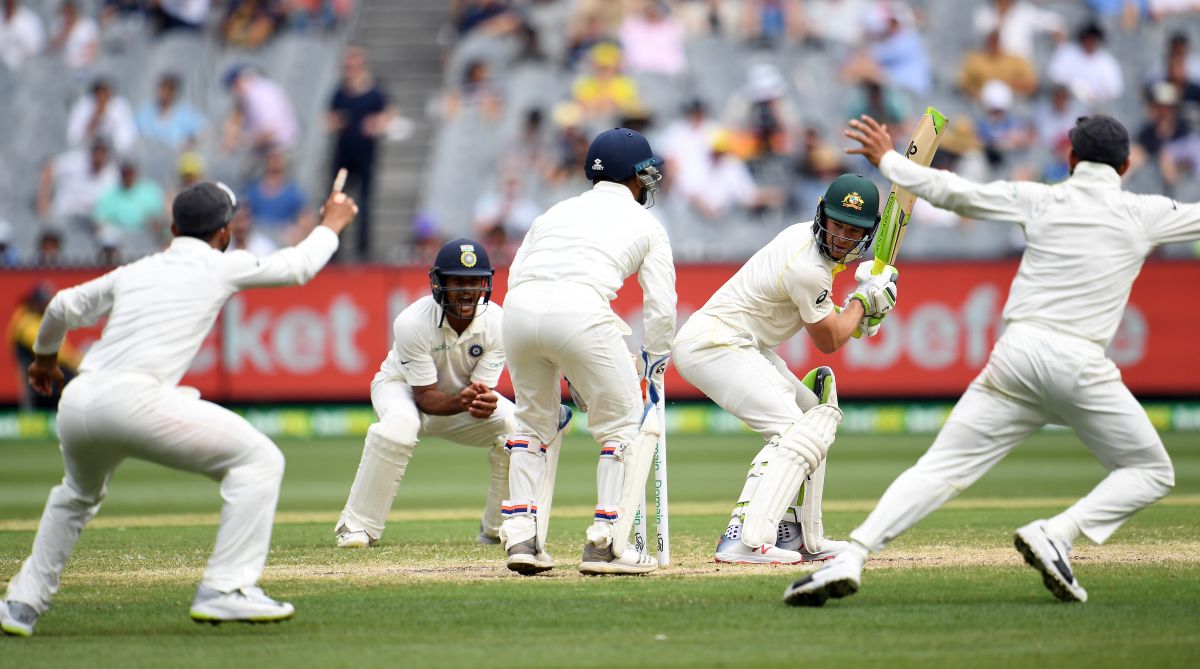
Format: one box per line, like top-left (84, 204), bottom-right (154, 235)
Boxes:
top-left (1044, 513), bottom-right (1082, 548)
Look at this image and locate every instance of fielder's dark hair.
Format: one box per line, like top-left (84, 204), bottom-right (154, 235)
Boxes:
top-left (175, 225), bottom-right (227, 243)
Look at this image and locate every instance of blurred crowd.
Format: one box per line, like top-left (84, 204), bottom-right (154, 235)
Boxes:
top-left (416, 0), bottom-right (1200, 262)
top-left (0, 0), bottom-right (366, 268)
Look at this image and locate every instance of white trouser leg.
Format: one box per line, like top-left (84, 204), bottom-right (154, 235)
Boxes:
top-left (338, 381), bottom-right (420, 540)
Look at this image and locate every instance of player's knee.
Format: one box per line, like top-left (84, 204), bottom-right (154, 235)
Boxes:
top-left (250, 441), bottom-right (286, 484)
top-left (372, 412), bottom-right (419, 450)
top-left (1143, 458), bottom-right (1175, 496)
top-left (60, 480), bottom-right (106, 508)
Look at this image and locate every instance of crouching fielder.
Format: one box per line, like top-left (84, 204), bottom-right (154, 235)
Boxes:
top-left (0, 182), bottom-right (357, 637)
top-left (784, 114), bottom-right (1196, 607)
top-left (674, 173), bottom-right (899, 565)
top-left (501, 127), bottom-right (677, 575)
top-left (336, 239), bottom-right (568, 549)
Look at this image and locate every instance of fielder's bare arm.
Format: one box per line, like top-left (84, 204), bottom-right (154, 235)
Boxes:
top-left (1, 181), bottom-right (357, 637)
top-left (673, 174), bottom-right (899, 565)
top-left (785, 114), bottom-right (1200, 607)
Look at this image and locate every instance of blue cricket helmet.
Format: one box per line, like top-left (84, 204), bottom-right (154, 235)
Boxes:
top-left (429, 238), bottom-right (494, 323)
top-left (584, 127), bottom-right (660, 182)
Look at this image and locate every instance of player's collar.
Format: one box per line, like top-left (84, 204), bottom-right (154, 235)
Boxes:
top-left (168, 236), bottom-right (219, 254)
top-left (1071, 161), bottom-right (1122, 187)
top-left (591, 181), bottom-right (634, 197)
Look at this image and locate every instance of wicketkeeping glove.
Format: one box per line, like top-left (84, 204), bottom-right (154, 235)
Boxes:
top-left (635, 347), bottom-right (669, 406)
top-left (848, 262), bottom-right (899, 317)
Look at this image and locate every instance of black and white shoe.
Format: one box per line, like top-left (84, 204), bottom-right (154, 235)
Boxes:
top-left (781, 552), bottom-right (864, 607)
top-left (1014, 520), bottom-right (1087, 603)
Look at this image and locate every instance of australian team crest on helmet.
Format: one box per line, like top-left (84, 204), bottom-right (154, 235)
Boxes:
top-left (841, 192), bottom-right (865, 211)
top-left (469, 344), bottom-right (484, 357)
top-left (459, 243), bottom-right (477, 268)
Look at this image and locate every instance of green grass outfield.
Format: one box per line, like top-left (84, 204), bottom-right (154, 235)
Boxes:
top-left (2, 431), bottom-right (1198, 668)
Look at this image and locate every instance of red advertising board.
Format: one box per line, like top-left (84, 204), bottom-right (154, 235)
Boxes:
top-left (2, 261), bottom-right (1198, 402)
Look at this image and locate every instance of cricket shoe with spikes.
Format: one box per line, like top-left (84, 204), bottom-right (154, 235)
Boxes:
top-left (714, 520), bottom-right (803, 565)
top-left (189, 586), bottom-right (295, 624)
top-left (506, 538), bottom-right (555, 575)
top-left (775, 506), bottom-right (849, 562)
top-left (1014, 520), bottom-right (1087, 603)
top-left (782, 550), bottom-right (865, 607)
top-left (579, 540), bottom-right (658, 575)
top-left (0, 600), bottom-right (38, 637)
top-left (335, 527), bottom-right (377, 549)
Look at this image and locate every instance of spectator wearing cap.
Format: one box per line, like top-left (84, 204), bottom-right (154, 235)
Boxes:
top-left (573, 43), bottom-right (641, 122)
top-left (49, 1), bottom-right (99, 70)
top-left (137, 73), bottom-right (207, 150)
top-left (149, 0), bottom-right (209, 32)
top-left (221, 65), bottom-right (300, 152)
top-left (976, 80), bottom-right (1035, 175)
top-left (972, 0), bottom-right (1065, 61)
top-left (37, 140), bottom-right (120, 234)
top-left (66, 78), bottom-right (139, 155)
top-left (166, 152), bottom-right (206, 217)
top-left (0, 0), bottom-right (45, 70)
top-left (94, 161), bottom-right (167, 248)
top-left (241, 146), bottom-right (315, 247)
top-left (958, 29), bottom-right (1038, 101)
top-left (619, 1), bottom-right (687, 76)
top-left (0, 220), bottom-right (19, 267)
top-left (1047, 22), bottom-right (1124, 107)
top-left (1130, 82), bottom-right (1200, 194)
top-left (723, 62), bottom-right (797, 159)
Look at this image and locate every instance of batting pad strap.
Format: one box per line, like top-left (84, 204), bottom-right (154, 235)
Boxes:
top-left (593, 505), bottom-right (620, 523)
top-left (501, 500), bottom-right (538, 517)
top-left (505, 436), bottom-right (547, 456)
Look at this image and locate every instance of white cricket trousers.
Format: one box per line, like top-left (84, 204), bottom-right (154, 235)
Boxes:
top-left (5, 372), bottom-right (285, 613)
top-left (337, 379), bottom-right (514, 540)
top-left (503, 282), bottom-right (643, 446)
top-left (851, 323), bottom-right (1175, 552)
top-left (674, 313), bottom-right (819, 436)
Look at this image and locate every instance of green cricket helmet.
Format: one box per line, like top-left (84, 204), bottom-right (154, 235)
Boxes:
top-left (812, 173), bottom-right (881, 263)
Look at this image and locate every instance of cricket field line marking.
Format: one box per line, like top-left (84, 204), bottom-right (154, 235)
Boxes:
top-left (1, 495), bottom-right (1197, 531)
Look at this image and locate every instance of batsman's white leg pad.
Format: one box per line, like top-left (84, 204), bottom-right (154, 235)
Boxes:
top-left (337, 414), bottom-right (418, 541)
top-left (741, 405), bottom-right (842, 547)
top-left (499, 435), bottom-right (545, 549)
top-left (609, 406), bottom-right (662, 558)
top-left (800, 458), bottom-right (829, 553)
top-left (479, 442), bottom-right (510, 540)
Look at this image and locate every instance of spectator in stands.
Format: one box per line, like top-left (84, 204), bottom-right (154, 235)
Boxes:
top-left (802, 0), bottom-right (868, 51)
top-left (1130, 82), bottom-right (1200, 195)
top-left (723, 62), bottom-right (796, 159)
top-left (1032, 83), bottom-right (1085, 181)
top-left (220, 0), bottom-right (285, 49)
top-left (35, 229), bottom-right (64, 268)
top-left (676, 129), bottom-right (783, 220)
top-left (95, 225), bottom-right (122, 265)
top-left (1047, 22), bottom-right (1123, 107)
top-left (975, 80), bottom-right (1035, 176)
top-left (790, 134), bottom-right (847, 215)
top-left (165, 151), bottom-right (205, 214)
top-left (221, 65), bottom-right (300, 152)
top-left (0, 220), bottom-right (18, 267)
top-left (659, 98), bottom-right (721, 191)
top-left (857, 2), bottom-right (931, 97)
top-left (846, 81), bottom-right (910, 134)
top-left (0, 0), bottom-right (45, 70)
top-left (572, 43), bottom-right (641, 122)
top-left (149, 0), bottom-right (209, 32)
top-left (958, 29), bottom-right (1038, 101)
top-left (442, 58), bottom-right (503, 121)
top-left (37, 139), bottom-right (120, 235)
top-left (739, 0), bottom-right (803, 49)
top-left (328, 45), bottom-right (394, 261)
top-left (1152, 36), bottom-right (1200, 113)
top-left (94, 161), bottom-right (167, 244)
top-left (49, 1), bottom-right (99, 71)
top-left (973, 0), bottom-right (1064, 61)
top-left (565, 0), bottom-right (621, 70)
top-left (226, 208), bottom-right (278, 255)
top-left (472, 172), bottom-right (539, 260)
top-left (136, 73), bottom-right (207, 150)
top-left (241, 146), bottom-right (315, 246)
top-left (453, 0), bottom-right (521, 37)
top-left (543, 102), bottom-right (591, 186)
top-left (619, 0), bottom-right (687, 76)
top-left (507, 107), bottom-right (553, 177)
top-left (1145, 32), bottom-right (1200, 88)
top-left (288, 0), bottom-right (348, 32)
top-left (7, 283), bottom-right (80, 410)
top-left (66, 78), bottom-right (139, 155)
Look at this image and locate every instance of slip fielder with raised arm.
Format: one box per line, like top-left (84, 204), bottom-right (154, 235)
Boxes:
top-left (785, 114), bottom-right (1199, 606)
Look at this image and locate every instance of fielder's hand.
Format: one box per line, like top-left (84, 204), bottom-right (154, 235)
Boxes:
top-left (848, 262), bottom-right (898, 317)
top-left (636, 347), bottom-right (669, 406)
top-left (844, 114), bottom-right (894, 167)
top-left (27, 354), bottom-right (64, 396)
top-left (465, 382), bottom-right (498, 419)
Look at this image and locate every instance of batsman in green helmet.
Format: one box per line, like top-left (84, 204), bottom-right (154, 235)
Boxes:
top-left (671, 173), bottom-right (900, 565)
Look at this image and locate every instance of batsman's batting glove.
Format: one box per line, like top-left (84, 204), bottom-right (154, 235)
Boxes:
top-left (848, 262), bottom-right (899, 317)
top-left (636, 347), bottom-right (669, 406)
top-left (860, 312), bottom-right (887, 337)
top-left (565, 376), bottom-right (588, 413)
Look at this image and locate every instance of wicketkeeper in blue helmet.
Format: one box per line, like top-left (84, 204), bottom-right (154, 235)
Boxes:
top-left (583, 127), bottom-right (664, 207)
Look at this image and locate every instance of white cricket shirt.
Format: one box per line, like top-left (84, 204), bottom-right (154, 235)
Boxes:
top-left (507, 181), bottom-right (677, 354)
top-left (880, 150), bottom-right (1200, 347)
top-left (693, 223), bottom-right (838, 348)
top-left (375, 296), bottom-right (506, 394)
top-left (35, 226), bottom-right (340, 385)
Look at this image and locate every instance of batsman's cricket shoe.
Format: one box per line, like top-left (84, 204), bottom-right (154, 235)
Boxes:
top-left (335, 527), bottom-right (377, 549)
top-left (579, 540), bottom-right (658, 575)
top-left (776, 506), bottom-right (849, 562)
top-left (190, 586), bottom-right (295, 624)
top-left (1014, 520), bottom-right (1087, 603)
top-left (506, 538), bottom-right (555, 575)
top-left (782, 550), bottom-right (865, 607)
top-left (0, 600), bottom-right (38, 637)
top-left (714, 520), bottom-right (804, 564)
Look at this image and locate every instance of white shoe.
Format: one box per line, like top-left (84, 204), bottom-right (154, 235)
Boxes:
top-left (0, 600), bottom-right (38, 637)
top-left (336, 528), bottom-right (376, 549)
top-left (714, 538), bottom-right (804, 565)
top-left (775, 508), bottom-right (849, 562)
top-left (506, 538), bottom-right (555, 575)
top-left (1014, 520), bottom-right (1087, 603)
top-left (190, 586), bottom-right (295, 624)
top-left (782, 551), bottom-right (864, 607)
top-left (579, 541), bottom-right (658, 575)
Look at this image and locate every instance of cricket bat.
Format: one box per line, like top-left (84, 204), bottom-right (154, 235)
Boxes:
top-left (871, 106), bottom-right (947, 274)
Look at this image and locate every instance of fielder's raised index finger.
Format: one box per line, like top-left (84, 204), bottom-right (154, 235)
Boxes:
top-left (332, 168), bottom-right (348, 194)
